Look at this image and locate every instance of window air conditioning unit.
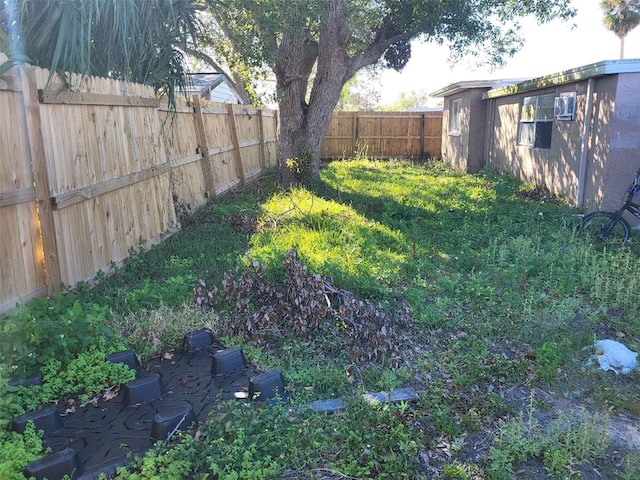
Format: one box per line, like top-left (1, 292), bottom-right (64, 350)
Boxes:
top-left (554, 93), bottom-right (576, 120)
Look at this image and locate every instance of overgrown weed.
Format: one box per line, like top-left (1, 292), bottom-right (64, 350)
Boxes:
top-left (3, 159), bottom-right (640, 478)
top-left (486, 395), bottom-right (609, 479)
top-left (106, 303), bottom-right (223, 359)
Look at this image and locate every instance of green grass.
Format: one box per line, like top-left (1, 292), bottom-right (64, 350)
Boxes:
top-left (3, 159), bottom-right (640, 479)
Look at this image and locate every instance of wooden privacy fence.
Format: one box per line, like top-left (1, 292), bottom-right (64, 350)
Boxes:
top-left (321, 110), bottom-right (443, 159)
top-left (0, 56), bottom-right (277, 313)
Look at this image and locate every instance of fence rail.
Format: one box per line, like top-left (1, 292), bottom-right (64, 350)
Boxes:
top-left (1, 55), bottom-right (445, 313)
top-left (321, 111), bottom-right (443, 159)
top-left (0, 56), bottom-right (277, 313)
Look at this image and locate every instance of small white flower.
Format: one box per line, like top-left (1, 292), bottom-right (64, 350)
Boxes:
top-left (538, 212), bottom-right (544, 217)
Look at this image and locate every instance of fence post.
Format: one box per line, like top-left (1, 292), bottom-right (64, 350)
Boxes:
top-left (227, 103), bottom-right (245, 186)
top-left (352, 112), bottom-right (359, 156)
top-left (19, 66), bottom-right (62, 293)
top-left (419, 113), bottom-right (425, 159)
top-left (191, 96), bottom-right (217, 197)
top-left (258, 109), bottom-right (265, 171)
top-left (274, 110), bottom-right (279, 166)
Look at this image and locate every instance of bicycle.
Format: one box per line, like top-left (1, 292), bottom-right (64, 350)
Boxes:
top-left (577, 168), bottom-right (640, 243)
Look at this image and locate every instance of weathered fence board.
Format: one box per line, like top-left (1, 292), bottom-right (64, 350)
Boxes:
top-left (321, 111), bottom-right (443, 159)
top-left (233, 105), bottom-right (264, 182)
top-left (0, 56), bottom-right (278, 313)
top-left (32, 69), bottom-right (177, 288)
top-left (161, 100), bottom-right (207, 213)
top-left (199, 103), bottom-right (242, 195)
top-left (0, 75), bottom-right (48, 313)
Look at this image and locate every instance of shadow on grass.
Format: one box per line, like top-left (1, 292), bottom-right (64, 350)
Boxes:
top-left (89, 193), bottom-right (259, 314)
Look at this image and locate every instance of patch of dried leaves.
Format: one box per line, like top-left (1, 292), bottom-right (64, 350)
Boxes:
top-left (194, 249), bottom-right (412, 365)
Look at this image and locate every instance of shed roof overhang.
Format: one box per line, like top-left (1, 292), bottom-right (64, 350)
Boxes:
top-left (429, 80), bottom-right (501, 98)
top-left (482, 59), bottom-right (640, 99)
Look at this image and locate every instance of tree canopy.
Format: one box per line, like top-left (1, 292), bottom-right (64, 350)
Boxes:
top-left (1, 0), bottom-right (578, 184)
top-left (380, 89), bottom-right (433, 112)
top-left (205, 0), bottom-right (576, 182)
top-left (0, 0), bottom-right (201, 104)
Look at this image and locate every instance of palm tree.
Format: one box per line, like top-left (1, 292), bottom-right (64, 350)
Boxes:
top-left (600, 0), bottom-right (640, 59)
top-left (0, 0), bottom-right (202, 105)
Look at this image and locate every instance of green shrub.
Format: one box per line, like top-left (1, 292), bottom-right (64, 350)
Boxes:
top-left (0, 295), bottom-right (115, 377)
top-left (486, 398), bottom-right (609, 480)
top-left (534, 341), bottom-right (566, 383)
top-left (113, 441), bottom-right (193, 480)
top-left (115, 398), bottom-right (421, 479)
top-left (15, 347), bottom-right (136, 410)
top-left (123, 274), bottom-right (197, 311)
top-left (0, 365), bottom-right (27, 430)
top-left (0, 422), bottom-right (46, 479)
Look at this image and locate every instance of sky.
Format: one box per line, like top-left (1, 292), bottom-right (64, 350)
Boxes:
top-left (378, 0), bottom-right (640, 106)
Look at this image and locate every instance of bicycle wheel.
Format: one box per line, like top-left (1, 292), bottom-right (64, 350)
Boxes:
top-left (577, 211), bottom-right (630, 244)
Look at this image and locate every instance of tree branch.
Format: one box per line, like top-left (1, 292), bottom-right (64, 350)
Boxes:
top-left (178, 45), bottom-right (225, 73)
top-left (347, 29), bottom-right (413, 78)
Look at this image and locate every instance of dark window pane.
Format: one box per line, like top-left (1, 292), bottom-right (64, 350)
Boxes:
top-left (534, 121), bottom-right (553, 149)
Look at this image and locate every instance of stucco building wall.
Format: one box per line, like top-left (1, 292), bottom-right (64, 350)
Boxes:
top-left (484, 83), bottom-right (586, 206)
top-left (434, 62), bottom-right (640, 223)
top-left (600, 73), bottom-right (640, 215)
top-left (442, 89), bottom-right (488, 172)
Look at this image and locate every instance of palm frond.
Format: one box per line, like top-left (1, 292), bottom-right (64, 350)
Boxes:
top-left (4, 0), bottom-right (201, 105)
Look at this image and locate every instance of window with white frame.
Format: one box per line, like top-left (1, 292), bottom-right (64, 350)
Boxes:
top-left (518, 93), bottom-right (555, 149)
top-left (449, 98), bottom-right (461, 134)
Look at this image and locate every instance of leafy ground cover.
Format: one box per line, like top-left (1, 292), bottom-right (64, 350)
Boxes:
top-left (2, 159), bottom-right (640, 479)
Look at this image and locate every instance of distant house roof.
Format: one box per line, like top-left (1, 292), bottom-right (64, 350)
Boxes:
top-left (185, 72), bottom-right (244, 104)
top-left (406, 106), bottom-right (444, 112)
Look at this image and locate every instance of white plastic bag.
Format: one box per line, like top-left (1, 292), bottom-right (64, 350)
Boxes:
top-left (594, 339), bottom-right (638, 375)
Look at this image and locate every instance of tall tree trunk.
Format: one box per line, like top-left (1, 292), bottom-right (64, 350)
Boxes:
top-left (274, 29), bottom-right (317, 185)
top-left (620, 35), bottom-right (625, 58)
top-left (276, 0), bottom-right (352, 184)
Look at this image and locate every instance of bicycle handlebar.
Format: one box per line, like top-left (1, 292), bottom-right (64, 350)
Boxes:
top-left (631, 169), bottom-right (640, 193)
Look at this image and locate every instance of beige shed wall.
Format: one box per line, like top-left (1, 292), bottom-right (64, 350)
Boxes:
top-left (598, 73), bottom-right (640, 216)
top-left (439, 69), bottom-right (640, 224)
top-left (485, 84), bottom-right (587, 205)
top-left (484, 73), bottom-right (640, 225)
top-left (441, 89), bottom-right (488, 172)
top-left (442, 94), bottom-right (468, 171)
top-left (467, 90), bottom-right (489, 172)
top-left (581, 76), bottom-right (616, 212)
